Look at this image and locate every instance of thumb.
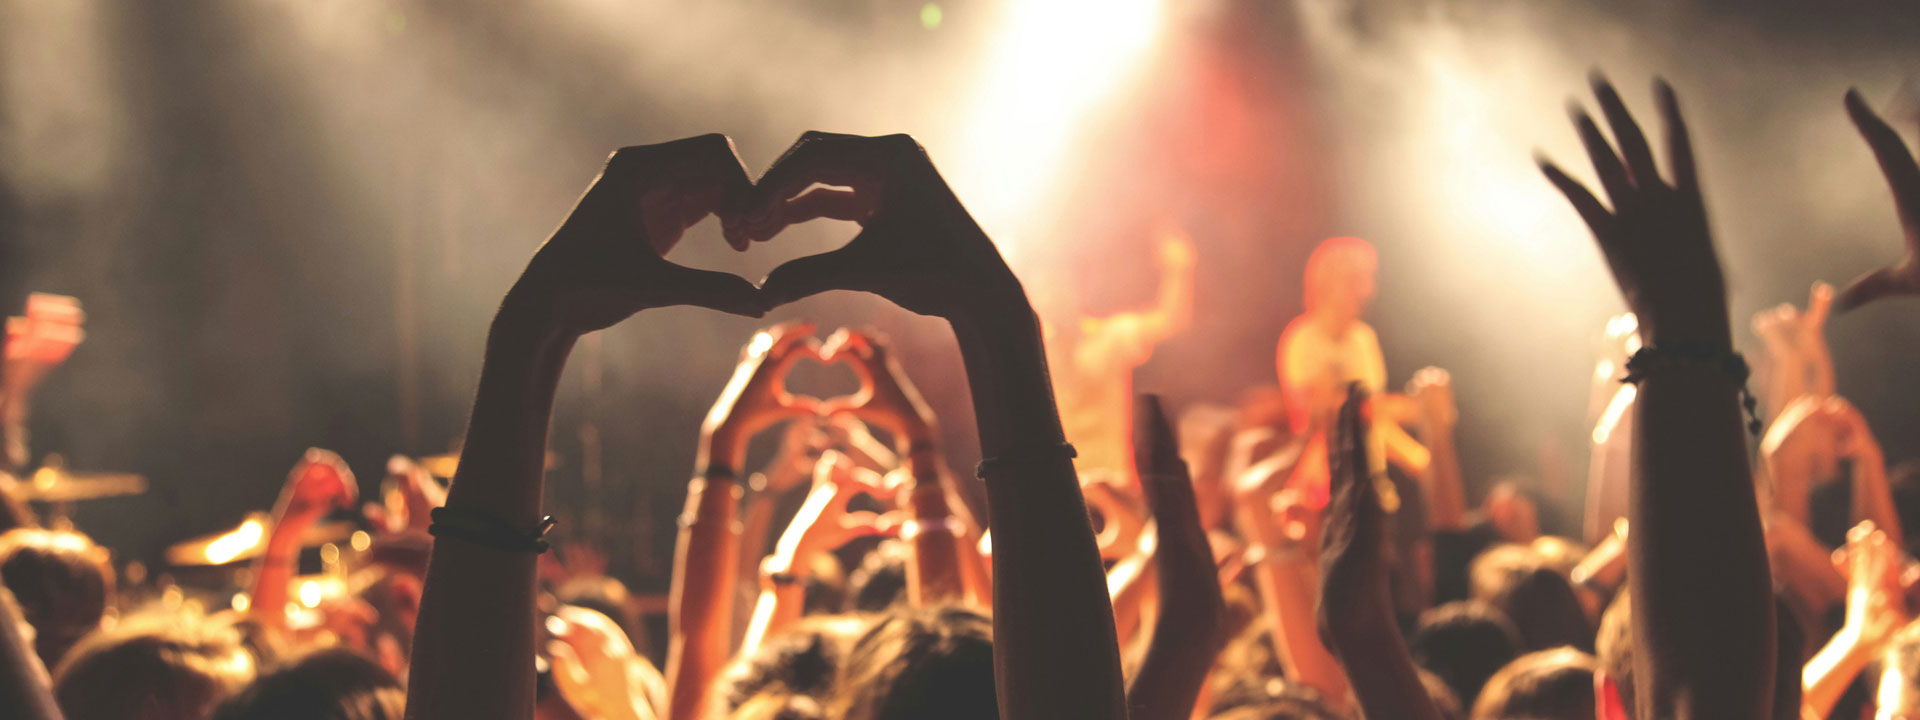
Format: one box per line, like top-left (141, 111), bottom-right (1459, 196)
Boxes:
top-left (653, 263), bottom-right (768, 318)
top-left (762, 246), bottom-right (866, 307)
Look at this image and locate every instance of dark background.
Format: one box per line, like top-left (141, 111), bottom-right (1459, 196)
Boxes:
top-left (0, 0), bottom-right (1915, 591)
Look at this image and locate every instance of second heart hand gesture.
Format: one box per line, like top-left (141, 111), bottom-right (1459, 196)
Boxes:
top-left (506, 134), bottom-right (767, 335)
top-left (818, 328), bottom-right (937, 452)
top-left (699, 323), bottom-right (824, 474)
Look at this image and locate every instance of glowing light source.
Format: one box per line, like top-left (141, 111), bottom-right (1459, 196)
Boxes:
top-left (205, 517), bottom-right (266, 565)
top-left (747, 331), bottom-right (774, 356)
top-left (299, 580), bottom-right (324, 609)
top-left (350, 530), bottom-right (372, 552)
top-left (231, 593), bottom-right (251, 612)
top-left (954, 0), bottom-right (1161, 248)
top-left (920, 3), bottom-right (943, 30)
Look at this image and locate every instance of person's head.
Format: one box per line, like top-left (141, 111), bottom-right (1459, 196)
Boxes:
top-left (1302, 236), bottom-right (1377, 324)
top-left (555, 574), bottom-right (642, 652)
top-left (830, 605), bottom-right (996, 720)
top-left (1484, 481), bottom-right (1541, 544)
top-left (846, 540), bottom-right (910, 613)
top-left (1877, 620), bottom-right (1920, 719)
top-left (1410, 600), bottom-right (1526, 708)
top-left (1593, 591), bottom-right (1633, 720)
top-left (1470, 647), bottom-right (1598, 720)
top-left (1202, 678), bottom-right (1344, 720)
top-left (728, 693), bottom-right (827, 720)
top-left (0, 527), bottom-right (115, 668)
top-left (209, 648), bottom-right (404, 720)
top-left (1470, 544), bottom-right (1592, 652)
top-left (720, 614), bottom-right (867, 712)
top-left (53, 612), bottom-right (256, 720)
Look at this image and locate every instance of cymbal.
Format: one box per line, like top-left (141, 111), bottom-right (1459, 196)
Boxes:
top-left (166, 513), bottom-right (359, 567)
top-left (14, 466), bottom-right (147, 502)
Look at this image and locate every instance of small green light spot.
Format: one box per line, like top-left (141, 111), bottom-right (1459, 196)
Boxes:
top-left (919, 3), bottom-right (943, 30)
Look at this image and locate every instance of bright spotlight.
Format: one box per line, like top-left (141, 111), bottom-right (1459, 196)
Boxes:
top-left (953, 0), bottom-right (1163, 248)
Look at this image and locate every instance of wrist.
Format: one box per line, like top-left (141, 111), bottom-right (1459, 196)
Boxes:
top-left (1641, 311), bottom-right (1732, 348)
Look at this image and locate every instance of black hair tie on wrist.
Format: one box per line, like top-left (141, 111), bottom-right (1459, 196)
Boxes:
top-left (1620, 342), bottom-right (1763, 436)
top-left (976, 442), bottom-right (1077, 479)
top-left (428, 506), bottom-right (557, 554)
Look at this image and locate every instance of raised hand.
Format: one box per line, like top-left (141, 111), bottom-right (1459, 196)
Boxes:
top-left (819, 328), bottom-right (938, 449)
top-left (278, 448), bottom-right (358, 521)
top-left (505, 134), bottom-right (765, 334)
top-left (1315, 384), bottom-right (1445, 720)
top-left (547, 606), bottom-right (658, 720)
top-left (1317, 385), bottom-right (1391, 639)
top-left (776, 452), bottom-right (893, 567)
top-left (1835, 90), bottom-right (1920, 312)
top-left (1126, 394), bottom-right (1226, 720)
top-left (734, 132), bottom-right (1026, 319)
top-left (699, 323), bottom-right (824, 473)
top-left (1406, 367), bottom-right (1457, 433)
top-left (1540, 75), bottom-right (1728, 346)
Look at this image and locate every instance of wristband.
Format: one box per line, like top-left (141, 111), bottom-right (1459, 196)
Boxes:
top-left (1621, 343), bottom-right (1762, 435)
top-left (428, 506), bottom-right (556, 554)
top-left (976, 442), bottom-right (1077, 479)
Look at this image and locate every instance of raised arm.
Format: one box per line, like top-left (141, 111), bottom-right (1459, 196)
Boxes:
top-left (1317, 385), bottom-right (1445, 720)
top-left (1125, 394), bottom-right (1226, 720)
top-left (1802, 521), bottom-right (1908, 719)
top-left (1407, 367), bottom-right (1466, 532)
top-left (405, 134), bottom-right (766, 720)
top-left (250, 449), bottom-right (357, 640)
top-left (1541, 75), bottom-right (1775, 719)
top-left (1085, 227), bottom-right (1197, 363)
top-left (738, 451), bottom-right (889, 656)
top-left (671, 322), bottom-right (819, 720)
top-left (820, 328), bottom-right (973, 606)
top-left (1833, 89), bottom-right (1920, 313)
top-left (752, 131), bottom-right (1126, 719)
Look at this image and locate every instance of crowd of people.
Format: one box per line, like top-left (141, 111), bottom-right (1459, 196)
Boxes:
top-left (0, 73), bottom-right (1916, 720)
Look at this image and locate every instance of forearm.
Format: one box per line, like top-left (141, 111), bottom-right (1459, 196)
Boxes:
top-left (1851, 452), bottom-right (1901, 550)
top-left (0, 587), bottom-right (57, 720)
top-left (738, 580), bottom-right (805, 660)
top-left (665, 477), bottom-right (741, 720)
top-left (1420, 423), bottom-right (1466, 531)
top-left (407, 310), bottom-right (575, 720)
top-left (1631, 366), bottom-right (1775, 719)
top-left (1325, 622), bottom-right (1444, 720)
top-left (1107, 552), bottom-right (1154, 646)
top-left (904, 473), bottom-right (968, 606)
top-left (1250, 555), bottom-right (1350, 708)
top-left (949, 297), bottom-right (1126, 719)
top-left (733, 491), bottom-right (779, 639)
top-left (248, 521), bottom-right (309, 635)
top-left (1801, 629), bottom-right (1875, 719)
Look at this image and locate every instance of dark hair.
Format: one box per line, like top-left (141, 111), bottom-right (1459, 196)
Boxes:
top-left (53, 613), bottom-right (255, 720)
top-left (1594, 591), bottom-right (1633, 718)
top-left (0, 527), bottom-right (114, 668)
top-left (845, 540), bottom-right (910, 613)
top-left (720, 614), bottom-right (867, 712)
top-left (210, 648), bottom-right (404, 720)
top-left (1469, 648), bottom-right (1597, 720)
top-left (1410, 600), bottom-right (1525, 708)
top-left (1469, 544), bottom-right (1592, 652)
top-left (830, 605), bottom-right (997, 720)
top-left (1202, 679), bottom-right (1344, 720)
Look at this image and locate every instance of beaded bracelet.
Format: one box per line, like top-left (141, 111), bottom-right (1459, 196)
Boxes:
top-left (428, 506), bottom-right (557, 554)
top-left (975, 442), bottom-right (1077, 479)
top-left (1619, 343), bottom-right (1763, 435)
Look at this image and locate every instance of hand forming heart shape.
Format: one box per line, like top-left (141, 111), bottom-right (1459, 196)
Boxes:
top-left (501, 131), bottom-right (1029, 338)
